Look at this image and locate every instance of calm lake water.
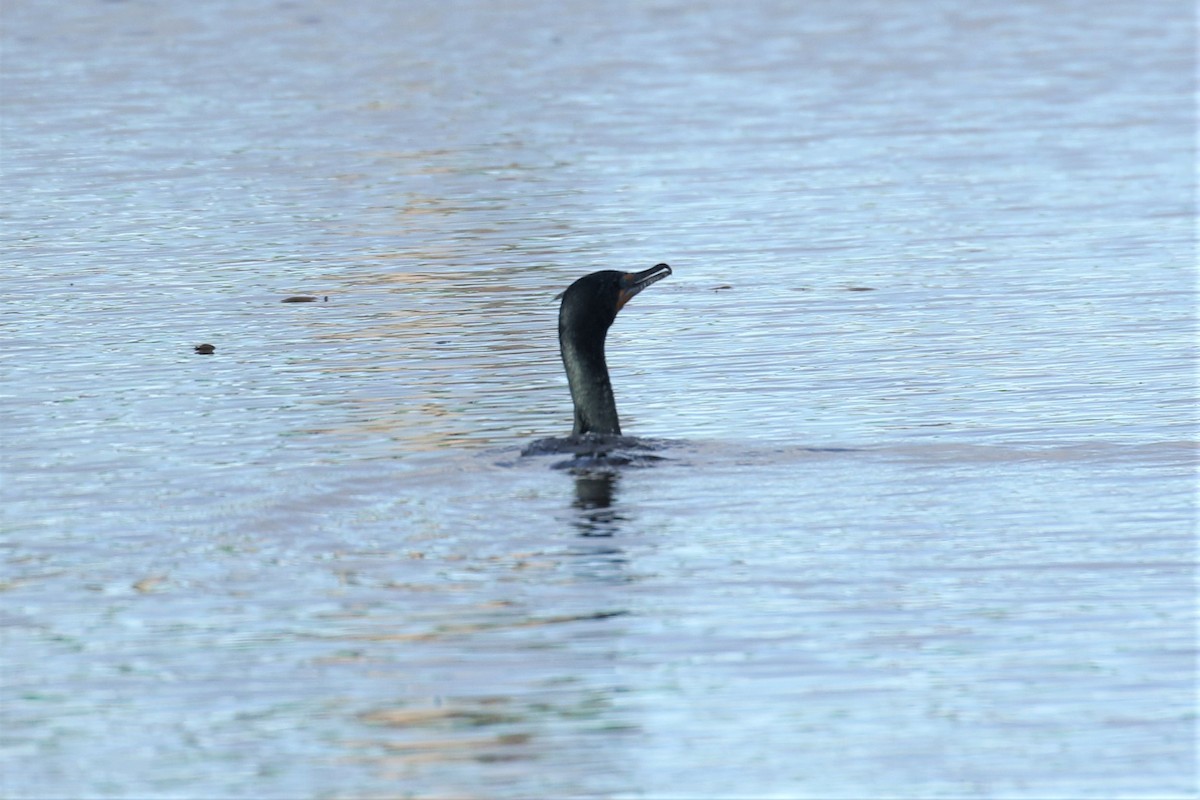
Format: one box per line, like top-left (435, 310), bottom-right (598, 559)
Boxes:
top-left (2, 0), bottom-right (1196, 797)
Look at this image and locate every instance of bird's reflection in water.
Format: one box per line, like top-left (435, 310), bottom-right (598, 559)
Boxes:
top-left (567, 471), bottom-right (632, 583)
top-left (571, 472), bottom-right (623, 537)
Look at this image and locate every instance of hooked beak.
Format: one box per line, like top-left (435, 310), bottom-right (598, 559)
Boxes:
top-left (616, 263), bottom-right (672, 312)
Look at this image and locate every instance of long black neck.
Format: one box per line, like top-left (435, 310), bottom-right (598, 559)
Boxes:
top-left (560, 323), bottom-right (621, 436)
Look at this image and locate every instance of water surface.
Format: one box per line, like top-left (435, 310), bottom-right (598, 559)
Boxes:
top-left (2, 1), bottom-right (1195, 797)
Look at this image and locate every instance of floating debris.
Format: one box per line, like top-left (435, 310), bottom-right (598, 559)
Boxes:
top-left (847, 286), bottom-right (876, 291)
top-left (133, 575), bottom-right (168, 593)
top-left (194, 343), bottom-right (215, 354)
top-left (281, 295), bottom-right (319, 303)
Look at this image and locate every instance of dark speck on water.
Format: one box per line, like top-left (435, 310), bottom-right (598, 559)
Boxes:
top-left (281, 295), bottom-right (319, 303)
top-left (193, 343), bottom-right (215, 354)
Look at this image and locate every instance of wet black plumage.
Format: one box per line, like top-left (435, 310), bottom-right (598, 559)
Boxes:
top-left (557, 263), bottom-right (671, 436)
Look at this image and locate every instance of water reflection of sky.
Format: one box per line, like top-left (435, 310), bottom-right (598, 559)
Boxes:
top-left (2, 0), bottom-right (1194, 797)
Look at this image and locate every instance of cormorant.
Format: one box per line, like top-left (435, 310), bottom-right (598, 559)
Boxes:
top-left (557, 263), bottom-right (671, 436)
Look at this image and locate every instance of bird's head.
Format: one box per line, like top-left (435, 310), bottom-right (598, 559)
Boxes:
top-left (558, 263), bottom-right (672, 337)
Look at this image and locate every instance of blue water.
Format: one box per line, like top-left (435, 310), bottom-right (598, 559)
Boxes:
top-left (2, 1), bottom-right (1195, 797)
